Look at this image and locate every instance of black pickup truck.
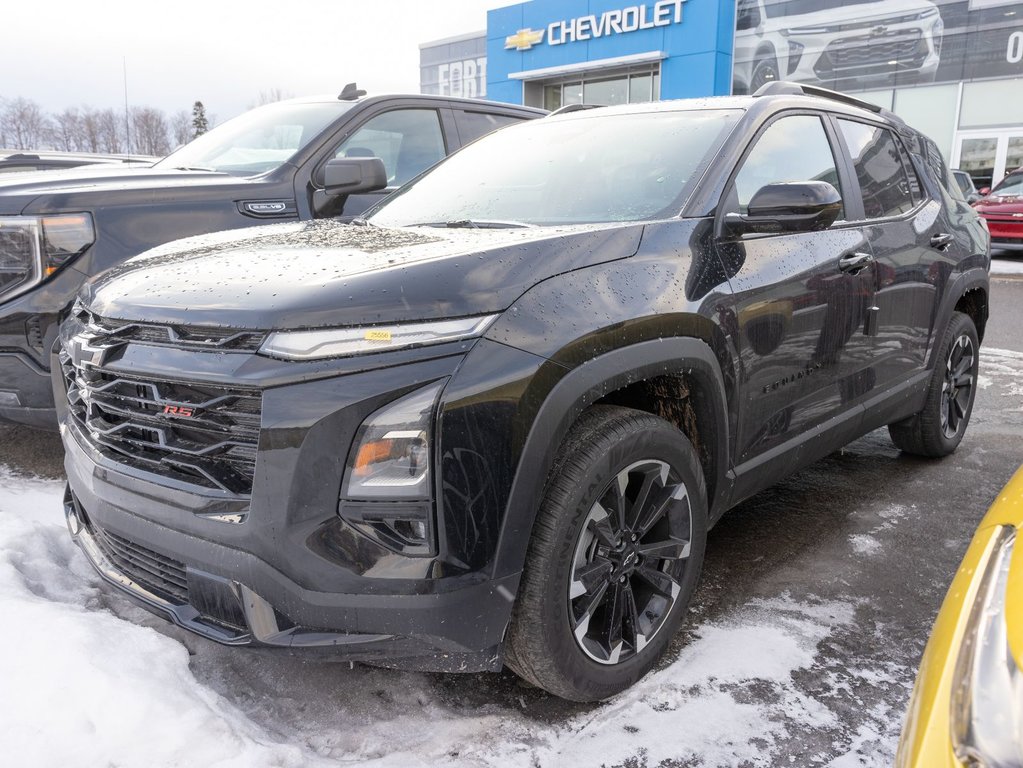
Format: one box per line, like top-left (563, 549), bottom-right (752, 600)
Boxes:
top-left (57, 83), bottom-right (989, 701)
top-left (0, 87), bottom-right (543, 427)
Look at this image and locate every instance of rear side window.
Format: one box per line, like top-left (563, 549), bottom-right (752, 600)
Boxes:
top-left (732, 114), bottom-right (844, 218)
top-left (837, 120), bottom-right (922, 219)
top-left (455, 111), bottom-right (526, 144)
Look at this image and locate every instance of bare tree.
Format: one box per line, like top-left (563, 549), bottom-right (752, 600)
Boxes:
top-left (0, 97), bottom-right (51, 150)
top-left (129, 106), bottom-right (170, 156)
top-left (79, 108), bottom-right (103, 153)
top-left (96, 108), bottom-right (125, 153)
top-left (169, 110), bottom-right (191, 148)
top-left (51, 107), bottom-right (83, 151)
top-left (251, 88), bottom-right (293, 108)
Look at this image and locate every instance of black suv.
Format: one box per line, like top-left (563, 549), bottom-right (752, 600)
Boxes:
top-left (55, 83), bottom-right (989, 701)
top-left (0, 88), bottom-right (542, 428)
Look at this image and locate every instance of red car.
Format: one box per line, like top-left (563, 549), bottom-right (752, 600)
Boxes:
top-left (973, 169), bottom-right (1023, 252)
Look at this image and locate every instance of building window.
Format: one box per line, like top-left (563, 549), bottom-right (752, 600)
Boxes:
top-left (537, 64), bottom-right (661, 110)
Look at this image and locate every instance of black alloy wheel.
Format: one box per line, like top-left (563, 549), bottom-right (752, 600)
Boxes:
top-left (889, 311), bottom-right (980, 457)
top-left (505, 405), bottom-right (707, 702)
top-left (940, 333), bottom-right (975, 439)
top-left (569, 460), bottom-right (692, 665)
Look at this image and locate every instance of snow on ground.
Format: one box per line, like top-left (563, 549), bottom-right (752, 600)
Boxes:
top-left (981, 348), bottom-right (1023, 411)
top-left (0, 464), bottom-right (875, 768)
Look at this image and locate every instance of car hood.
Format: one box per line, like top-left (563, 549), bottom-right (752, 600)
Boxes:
top-left (974, 195), bottom-right (1023, 214)
top-left (0, 164), bottom-right (259, 215)
top-left (764, 0), bottom-right (936, 29)
top-left (80, 219), bottom-right (644, 331)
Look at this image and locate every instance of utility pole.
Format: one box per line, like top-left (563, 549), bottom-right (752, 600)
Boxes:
top-left (123, 57), bottom-right (130, 153)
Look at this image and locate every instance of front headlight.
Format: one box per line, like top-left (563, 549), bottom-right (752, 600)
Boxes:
top-left (0, 213), bottom-right (95, 303)
top-left (338, 381), bottom-right (445, 556)
top-left (259, 314), bottom-right (499, 361)
top-left (951, 526), bottom-right (1023, 767)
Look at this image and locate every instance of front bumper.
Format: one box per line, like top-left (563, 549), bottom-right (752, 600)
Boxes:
top-left (56, 327), bottom-right (524, 671)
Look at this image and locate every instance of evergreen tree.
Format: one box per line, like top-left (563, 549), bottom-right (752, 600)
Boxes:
top-left (191, 101), bottom-right (209, 138)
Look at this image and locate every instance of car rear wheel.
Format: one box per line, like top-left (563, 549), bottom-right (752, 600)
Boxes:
top-left (888, 311), bottom-right (979, 457)
top-left (504, 405), bottom-right (707, 701)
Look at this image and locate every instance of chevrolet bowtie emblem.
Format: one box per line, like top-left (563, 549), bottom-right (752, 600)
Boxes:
top-left (505, 28), bottom-right (545, 51)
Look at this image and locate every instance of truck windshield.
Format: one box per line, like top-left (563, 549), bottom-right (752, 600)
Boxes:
top-left (369, 108), bottom-right (741, 227)
top-left (992, 172), bottom-right (1023, 197)
top-left (154, 101), bottom-right (350, 176)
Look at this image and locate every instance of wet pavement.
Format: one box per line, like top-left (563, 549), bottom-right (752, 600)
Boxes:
top-left (1, 277), bottom-right (1022, 766)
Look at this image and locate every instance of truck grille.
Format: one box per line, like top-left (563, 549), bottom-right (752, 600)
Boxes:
top-left (815, 31), bottom-right (925, 78)
top-left (91, 521), bottom-right (189, 604)
top-left (60, 348), bottom-right (261, 495)
top-left (73, 306), bottom-right (266, 352)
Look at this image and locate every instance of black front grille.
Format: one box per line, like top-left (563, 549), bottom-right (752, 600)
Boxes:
top-left (74, 307), bottom-right (266, 352)
top-left (816, 31), bottom-right (925, 78)
top-left (61, 349), bottom-right (261, 495)
top-left (91, 521), bottom-right (189, 604)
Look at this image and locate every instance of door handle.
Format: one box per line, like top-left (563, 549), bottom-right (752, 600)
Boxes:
top-left (930, 233), bottom-right (954, 251)
top-left (838, 252), bottom-right (874, 275)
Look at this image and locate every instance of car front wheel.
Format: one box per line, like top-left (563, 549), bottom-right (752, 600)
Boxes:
top-left (504, 405), bottom-right (707, 701)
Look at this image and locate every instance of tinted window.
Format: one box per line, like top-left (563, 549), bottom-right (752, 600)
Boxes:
top-left (732, 114), bottom-right (843, 217)
top-left (455, 111), bottom-right (525, 144)
top-left (369, 109), bottom-right (741, 227)
top-left (334, 109), bottom-right (445, 186)
top-left (838, 120), bottom-right (919, 219)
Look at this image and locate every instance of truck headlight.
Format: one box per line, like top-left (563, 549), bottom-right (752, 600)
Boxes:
top-left (951, 526), bottom-right (1023, 767)
top-left (338, 381), bottom-right (444, 556)
top-left (0, 214), bottom-right (95, 303)
top-left (260, 314), bottom-right (498, 361)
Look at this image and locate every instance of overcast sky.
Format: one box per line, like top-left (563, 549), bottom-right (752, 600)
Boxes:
top-left (1, 0), bottom-right (503, 123)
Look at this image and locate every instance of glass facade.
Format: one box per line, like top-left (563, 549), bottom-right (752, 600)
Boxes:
top-left (539, 65), bottom-right (660, 110)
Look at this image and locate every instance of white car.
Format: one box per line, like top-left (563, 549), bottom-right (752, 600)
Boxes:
top-left (733, 0), bottom-right (944, 94)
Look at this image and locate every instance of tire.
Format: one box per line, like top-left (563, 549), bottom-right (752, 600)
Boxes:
top-left (750, 56), bottom-right (780, 92)
top-left (504, 405), bottom-right (708, 701)
top-left (888, 311), bottom-right (979, 457)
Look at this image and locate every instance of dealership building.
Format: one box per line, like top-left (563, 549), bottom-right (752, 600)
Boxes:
top-left (421, 0), bottom-right (1023, 188)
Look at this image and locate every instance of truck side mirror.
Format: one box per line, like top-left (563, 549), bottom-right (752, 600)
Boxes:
top-left (323, 157), bottom-right (387, 197)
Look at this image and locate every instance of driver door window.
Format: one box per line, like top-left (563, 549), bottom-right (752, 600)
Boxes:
top-left (731, 114), bottom-right (844, 220)
top-left (332, 109), bottom-right (445, 188)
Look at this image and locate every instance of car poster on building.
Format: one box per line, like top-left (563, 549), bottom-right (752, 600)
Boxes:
top-left (732, 0), bottom-right (1023, 94)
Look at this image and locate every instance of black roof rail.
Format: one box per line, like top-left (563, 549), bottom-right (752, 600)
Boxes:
top-left (548, 103), bottom-right (602, 117)
top-left (753, 80), bottom-right (883, 114)
top-left (338, 82), bottom-right (367, 101)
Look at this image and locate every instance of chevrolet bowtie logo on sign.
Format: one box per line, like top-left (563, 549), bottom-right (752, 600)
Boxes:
top-left (505, 28), bottom-right (545, 51)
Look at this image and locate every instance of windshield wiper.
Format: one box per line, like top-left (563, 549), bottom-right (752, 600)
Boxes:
top-left (171, 165), bottom-right (216, 172)
top-left (412, 219), bottom-right (535, 229)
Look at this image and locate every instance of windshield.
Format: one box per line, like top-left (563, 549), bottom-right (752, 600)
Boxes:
top-left (369, 109), bottom-right (741, 227)
top-left (154, 101), bottom-right (351, 175)
top-left (992, 172), bottom-right (1023, 197)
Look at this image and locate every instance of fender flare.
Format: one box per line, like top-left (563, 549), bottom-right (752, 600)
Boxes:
top-left (491, 337), bottom-right (730, 581)
top-left (927, 267), bottom-right (989, 370)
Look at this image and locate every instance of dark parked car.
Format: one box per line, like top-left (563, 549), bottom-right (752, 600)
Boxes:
top-left (951, 168), bottom-right (981, 204)
top-left (56, 82), bottom-right (989, 701)
top-left (0, 86), bottom-right (543, 428)
top-left (972, 168), bottom-right (1023, 252)
top-left (0, 150), bottom-right (157, 174)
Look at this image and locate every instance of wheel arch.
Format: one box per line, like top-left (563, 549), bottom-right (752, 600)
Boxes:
top-left (491, 337), bottom-right (730, 581)
top-left (928, 268), bottom-right (989, 369)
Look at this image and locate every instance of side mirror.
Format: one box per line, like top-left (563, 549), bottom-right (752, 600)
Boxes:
top-left (978, 186), bottom-right (991, 196)
top-left (323, 157), bottom-right (387, 197)
top-left (723, 181), bottom-right (842, 236)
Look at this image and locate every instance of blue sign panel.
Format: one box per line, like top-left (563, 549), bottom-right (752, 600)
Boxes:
top-left (487, 0), bottom-right (736, 104)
